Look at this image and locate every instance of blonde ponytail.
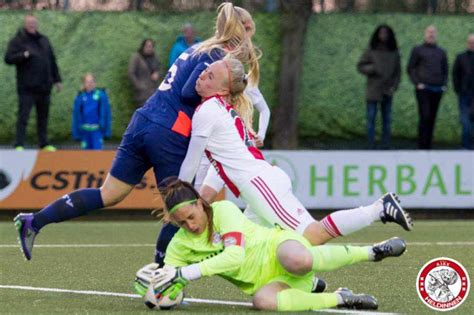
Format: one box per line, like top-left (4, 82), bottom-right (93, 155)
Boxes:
top-left (197, 2), bottom-right (261, 85)
top-left (232, 93), bottom-right (254, 134)
top-left (223, 56), bottom-right (255, 134)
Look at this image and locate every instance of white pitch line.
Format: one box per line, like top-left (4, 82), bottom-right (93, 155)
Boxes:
top-left (1, 241), bottom-right (474, 248)
top-left (0, 285), bottom-right (398, 314)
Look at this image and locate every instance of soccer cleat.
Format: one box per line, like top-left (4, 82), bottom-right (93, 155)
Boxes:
top-left (380, 192), bottom-right (413, 231)
top-left (311, 276), bottom-right (327, 293)
top-left (335, 287), bottom-right (378, 310)
top-left (13, 213), bottom-right (38, 260)
top-left (371, 237), bottom-right (406, 262)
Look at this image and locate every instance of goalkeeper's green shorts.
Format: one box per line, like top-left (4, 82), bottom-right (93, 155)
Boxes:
top-left (254, 230), bottom-right (314, 293)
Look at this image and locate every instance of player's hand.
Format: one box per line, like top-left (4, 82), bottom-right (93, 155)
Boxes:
top-left (254, 135), bottom-right (264, 148)
top-left (24, 50), bottom-right (30, 58)
top-left (162, 275), bottom-right (188, 300)
top-left (416, 83), bottom-right (425, 90)
top-left (134, 263), bottom-right (161, 296)
top-left (147, 266), bottom-right (188, 300)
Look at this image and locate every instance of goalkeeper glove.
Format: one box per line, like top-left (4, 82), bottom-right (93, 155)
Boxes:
top-left (154, 266), bottom-right (188, 300)
top-left (163, 274), bottom-right (188, 300)
top-left (134, 263), bottom-right (160, 297)
top-left (134, 264), bottom-right (189, 299)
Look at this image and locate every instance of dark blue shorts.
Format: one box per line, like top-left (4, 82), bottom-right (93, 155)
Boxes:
top-left (110, 112), bottom-right (189, 186)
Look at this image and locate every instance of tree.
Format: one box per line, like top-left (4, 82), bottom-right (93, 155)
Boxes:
top-left (272, 0), bottom-right (313, 149)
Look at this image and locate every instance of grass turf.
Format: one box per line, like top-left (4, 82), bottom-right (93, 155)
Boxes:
top-left (1, 220), bottom-right (473, 314)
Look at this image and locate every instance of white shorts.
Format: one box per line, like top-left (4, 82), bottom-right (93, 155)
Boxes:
top-left (239, 166), bottom-right (315, 234)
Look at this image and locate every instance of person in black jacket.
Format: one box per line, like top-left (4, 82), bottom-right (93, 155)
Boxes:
top-left (357, 25), bottom-right (401, 150)
top-left (453, 34), bottom-right (474, 149)
top-left (407, 25), bottom-right (448, 149)
top-left (4, 15), bottom-right (62, 151)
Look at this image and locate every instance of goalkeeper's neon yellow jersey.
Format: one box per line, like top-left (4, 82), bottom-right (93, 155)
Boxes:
top-left (164, 200), bottom-right (310, 295)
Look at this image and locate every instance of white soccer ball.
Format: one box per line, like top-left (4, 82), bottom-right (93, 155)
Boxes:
top-left (143, 281), bottom-right (184, 310)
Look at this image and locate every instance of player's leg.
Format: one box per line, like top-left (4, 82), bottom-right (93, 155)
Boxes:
top-left (240, 167), bottom-right (337, 244)
top-left (14, 112), bottom-right (151, 260)
top-left (243, 206), bottom-right (273, 228)
top-left (153, 152), bottom-right (183, 264)
top-left (253, 281), bottom-right (377, 311)
top-left (252, 236), bottom-right (394, 311)
top-left (253, 166), bottom-right (413, 243)
top-left (240, 166), bottom-right (318, 235)
top-left (320, 192), bottom-right (413, 241)
top-left (14, 172), bottom-right (135, 260)
top-left (276, 237), bottom-right (406, 276)
top-left (276, 239), bottom-right (368, 276)
top-left (147, 123), bottom-right (190, 266)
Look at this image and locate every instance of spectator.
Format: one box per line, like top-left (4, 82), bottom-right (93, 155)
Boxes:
top-left (4, 15), bottom-right (62, 151)
top-left (357, 24), bottom-right (401, 149)
top-left (168, 23), bottom-right (201, 67)
top-left (407, 25), bottom-right (448, 149)
top-left (453, 34), bottom-right (474, 150)
top-left (128, 39), bottom-right (160, 107)
top-left (72, 73), bottom-right (112, 150)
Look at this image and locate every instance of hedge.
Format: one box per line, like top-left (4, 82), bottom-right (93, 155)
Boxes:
top-left (0, 12), bottom-right (472, 145)
top-left (0, 11), bottom-right (280, 144)
top-left (300, 13), bottom-right (474, 143)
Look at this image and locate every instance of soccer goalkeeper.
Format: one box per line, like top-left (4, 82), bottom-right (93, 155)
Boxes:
top-left (136, 178), bottom-right (406, 311)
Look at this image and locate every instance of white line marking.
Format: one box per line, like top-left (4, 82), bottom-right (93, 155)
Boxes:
top-left (0, 285), bottom-right (398, 314)
top-left (0, 244), bottom-right (155, 248)
top-left (335, 241), bottom-right (474, 246)
top-left (1, 241), bottom-right (473, 248)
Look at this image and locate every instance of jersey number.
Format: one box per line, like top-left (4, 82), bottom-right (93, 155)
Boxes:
top-left (158, 52), bottom-right (190, 91)
top-left (158, 64), bottom-right (177, 91)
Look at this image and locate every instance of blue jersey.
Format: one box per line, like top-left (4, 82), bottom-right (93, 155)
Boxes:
top-left (110, 46), bottom-right (225, 186)
top-left (72, 88), bottom-right (112, 140)
top-left (137, 46), bottom-right (223, 137)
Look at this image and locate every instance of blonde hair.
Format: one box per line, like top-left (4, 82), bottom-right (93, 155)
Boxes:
top-left (197, 2), bottom-right (261, 85)
top-left (80, 72), bottom-right (96, 92)
top-left (223, 56), bottom-right (254, 134)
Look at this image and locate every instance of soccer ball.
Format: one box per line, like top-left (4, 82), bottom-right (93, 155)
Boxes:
top-left (143, 281), bottom-right (184, 310)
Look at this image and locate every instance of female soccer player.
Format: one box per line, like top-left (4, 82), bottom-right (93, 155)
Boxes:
top-left (14, 3), bottom-right (262, 263)
top-left (178, 57), bottom-right (413, 247)
top-left (135, 179), bottom-right (406, 311)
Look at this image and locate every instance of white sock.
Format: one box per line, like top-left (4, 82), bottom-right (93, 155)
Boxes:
top-left (321, 201), bottom-right (383, 236)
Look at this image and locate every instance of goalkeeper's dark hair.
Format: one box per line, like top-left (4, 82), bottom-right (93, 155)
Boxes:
top-left (153, 177), bottom-right (214, 244)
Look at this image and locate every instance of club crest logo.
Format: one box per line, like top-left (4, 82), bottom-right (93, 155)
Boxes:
top-left (416, 257), bottom-right (470, 311)
top-left (212, 232), bottom-right (222, 245)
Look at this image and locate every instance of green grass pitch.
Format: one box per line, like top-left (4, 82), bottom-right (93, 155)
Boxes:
top-left (1, 220), bottom-right (473, 314)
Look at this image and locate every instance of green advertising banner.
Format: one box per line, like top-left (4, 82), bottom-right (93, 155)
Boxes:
top-left (226, 151), bottom-right (474, 209)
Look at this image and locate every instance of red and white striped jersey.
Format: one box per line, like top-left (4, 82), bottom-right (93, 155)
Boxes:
top-left (192, 96), bottom-right (272, 197)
